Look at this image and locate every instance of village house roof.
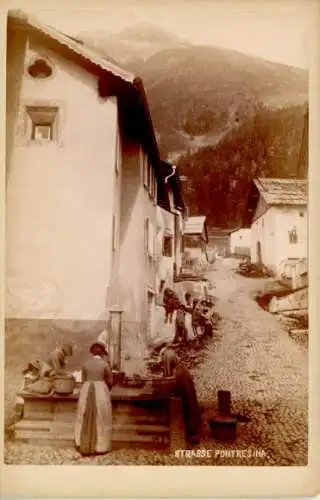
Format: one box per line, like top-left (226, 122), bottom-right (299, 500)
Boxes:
top-left (228, 226), bottom-right (251, 235)
top-left (254, 178), bottom-right (307, 206)
top-left (8, 10), bottom-right (136, 82)
top-left (242, 177), bottom-right (307, 228)
top-left (7, 9), bottom-right (171, 211)
top-left (184, 216), bottom-right (208, 241)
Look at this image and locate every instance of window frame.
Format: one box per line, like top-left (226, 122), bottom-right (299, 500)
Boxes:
top-left (163, 235), bottom-right (173, 257)
top-left (144, 217), bottom-right (150, 256)
top-left (145, 217), bottom-right (155, 258)
top-left (288, 227), bottom-right (298, 244)
top-left (112, 214), bottom-right (117, 252)
top-left (142, 149), bottom-right (157, 201)
top-left (143, 152), bottom-right (149, 189)
top-left (115, 129), bottom-right (121, 174)
top-left (26, 105), bottom-right (59, 143)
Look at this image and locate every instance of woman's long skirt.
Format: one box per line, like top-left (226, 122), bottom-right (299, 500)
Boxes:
top-left (74, 381), bottom-right (112, 455)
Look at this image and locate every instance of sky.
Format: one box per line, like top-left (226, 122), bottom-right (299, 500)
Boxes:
top-left (27, 0), bottom-right (315, 69)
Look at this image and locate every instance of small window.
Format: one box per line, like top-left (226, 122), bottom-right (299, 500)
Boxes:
top-left (299, 211), bottom-right (304, 217)
top-left (26, 106), bottom-right (58, 142)
top-left (163, 236), bottom-right (173, 257)
top-left (142, 150), bottom-right (156, 200)
top-left (27, 58), bottom-right (53, 79)
top-left (115, 130), bottom-right (120, 173)
top-left (145, 218), bottom-right (154, 257)
top-left (143, 153), bottom-right (148, 188)
top-left (144, 218), bottom-right (149, 254)
top-left (147, 290), bottom-right (155, 339)
top-left (289, 227), bottom-right (298, 244)
top-left (149, 165), bottom-right (155, 199)
top-left (112, 215), bottom-right (117, 251)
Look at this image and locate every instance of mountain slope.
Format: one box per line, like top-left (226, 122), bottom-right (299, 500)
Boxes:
top-left (77, 24), bottom-right (308, 160)
top-left (78, 23), bottom-right (189, 68)
top-left (177, 103), bottom-right (308, 227)
top-left (138, 45), bottom-right (308, 159)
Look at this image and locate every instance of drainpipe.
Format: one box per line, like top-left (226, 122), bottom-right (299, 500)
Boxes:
top-left (164, 165), bottom-right (176, 184)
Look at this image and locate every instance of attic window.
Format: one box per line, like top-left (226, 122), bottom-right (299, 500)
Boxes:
top-left (27, 59), bottom-right (53, 79)
top-left (26, 106), bottom-right (59, 142)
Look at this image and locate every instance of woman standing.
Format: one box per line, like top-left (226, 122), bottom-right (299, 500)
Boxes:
top-left (184, 292), bottom-right (195, 341)
top-left (74, 341), bottom-right (113, 456)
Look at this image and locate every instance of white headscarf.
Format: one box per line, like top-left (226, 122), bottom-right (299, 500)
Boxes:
top-left (97, 329), bottom-right (109, 345)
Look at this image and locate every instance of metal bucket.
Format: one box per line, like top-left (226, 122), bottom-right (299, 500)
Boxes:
top-left (53, 374), bottom-right (75, 395)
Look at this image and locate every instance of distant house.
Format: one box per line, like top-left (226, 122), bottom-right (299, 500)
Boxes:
top-left (229, 227), bottom-right (251, 257)
top-left (245, 178), bottom-right (307, 275)
top-left (5, 10), bottom-right (170, 350)
top-left (183, 216), bottom-right (208, 261)
top-left (156, 161), bottom-right (185, 290)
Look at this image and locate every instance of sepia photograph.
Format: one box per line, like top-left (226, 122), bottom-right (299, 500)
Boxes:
top-left (2, 0), bottom-right (316, 483)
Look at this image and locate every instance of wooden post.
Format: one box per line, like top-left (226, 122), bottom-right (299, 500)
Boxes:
top-left (109, 306), bottom-right (123, 371)
top-left (218, 390), bottom-right (231, 416)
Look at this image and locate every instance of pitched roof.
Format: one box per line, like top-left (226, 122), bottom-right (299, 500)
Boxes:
top-left (254, 178), bottom-right (307, 206)
top-left (7, 9), bottom-right (171, 211)
top-left (184, 216), bottom-right (207, 235)
top-left (8, 9), bottom-right (135, 83)
top-left (228, 226), bottom-right (251, 235)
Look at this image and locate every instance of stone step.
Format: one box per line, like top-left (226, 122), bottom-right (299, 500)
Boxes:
top-left (15, 434), bottom-right (170, 451)
top-left (14, 419), bottom-right (170, 450)
top-left (15, 419), bottom-right (169, 434)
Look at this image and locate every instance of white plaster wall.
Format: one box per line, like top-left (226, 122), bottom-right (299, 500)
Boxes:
top-left (155, 206), bottom-right (175, 288)
top-left (250, 208), bottom-right (276, 270)
top-left (185, 247), bottom-right (203, 260)
top-left (230, 228), bottom-right (251, 253)
top-left (174, 212), bottom-right (184, 274)
top-left (274, 206), bottom-right (308, 272)
top-left (6, 40), bottom-right (117, 320)
top-left (118, 144), bottom-right (157, 329)
top-left (107, 123), bottom-right (122, 309)
top-left (250, 206), bottom-right (307, 274)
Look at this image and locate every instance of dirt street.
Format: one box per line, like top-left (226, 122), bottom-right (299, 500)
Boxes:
top-left (4, 257), bottom-right (308, 466)
top-left (192, 257), bottom-right (308, 465)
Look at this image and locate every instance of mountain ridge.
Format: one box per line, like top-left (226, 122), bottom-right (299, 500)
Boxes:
top-left (77, 24), bottom-right (308, 227)
top-left (76, 23), bottom-right (307, 160)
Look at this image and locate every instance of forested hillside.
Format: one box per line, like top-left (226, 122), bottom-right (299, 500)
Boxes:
top-left (177, 103), bottom-right (308, 228)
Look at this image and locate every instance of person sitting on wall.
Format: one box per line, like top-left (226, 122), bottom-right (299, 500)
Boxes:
top-left (19, 359), bottom-right (53, 397)
top-left (40, 343), bottom-right (73, 377)
top-left (22, 360), bottom-right (42, 386)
